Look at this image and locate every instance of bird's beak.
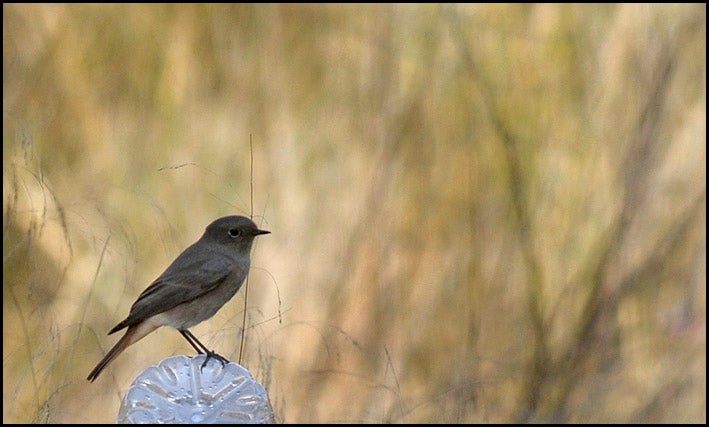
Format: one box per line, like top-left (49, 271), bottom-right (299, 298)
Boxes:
top-left (254, 229), bottom-right (270, 236)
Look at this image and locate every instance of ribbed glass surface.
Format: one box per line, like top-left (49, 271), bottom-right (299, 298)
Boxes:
top-left (117, 355), bottom-right (275, 424)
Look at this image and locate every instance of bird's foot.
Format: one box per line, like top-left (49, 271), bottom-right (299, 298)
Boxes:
top-left (200, 350), bottom-right (230, 372)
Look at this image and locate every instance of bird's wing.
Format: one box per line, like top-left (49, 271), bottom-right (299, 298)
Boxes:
top-left (108, 248), bottom-right (235, 334)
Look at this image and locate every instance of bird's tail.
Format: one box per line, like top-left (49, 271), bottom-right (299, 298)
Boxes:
top-left (87, 321), bottom-right (159, 382)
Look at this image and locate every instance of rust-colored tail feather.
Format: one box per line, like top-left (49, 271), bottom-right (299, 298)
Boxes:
top-left (87, 322), bottom-right (158, 382)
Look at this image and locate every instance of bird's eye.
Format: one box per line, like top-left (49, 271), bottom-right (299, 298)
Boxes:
top-left (228, 228), bottom-right (242, 238)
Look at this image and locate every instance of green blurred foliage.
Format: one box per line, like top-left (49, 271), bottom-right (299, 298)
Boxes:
top-left (3, 3), bottom-right (705, 423)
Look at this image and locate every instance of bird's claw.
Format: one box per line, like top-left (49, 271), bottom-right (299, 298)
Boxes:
top-left (200, 350), bottom-right (230, 373)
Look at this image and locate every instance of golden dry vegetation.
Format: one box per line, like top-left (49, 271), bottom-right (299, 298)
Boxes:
top-left (3, 4), bottom-right (706, 423)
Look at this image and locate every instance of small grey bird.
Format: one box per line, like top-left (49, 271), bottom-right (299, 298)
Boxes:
top-left (87, 215), bottom-right (269, 382)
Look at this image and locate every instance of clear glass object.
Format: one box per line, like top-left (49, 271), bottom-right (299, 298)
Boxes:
top-left (117, 354), bottom-right (275, 424)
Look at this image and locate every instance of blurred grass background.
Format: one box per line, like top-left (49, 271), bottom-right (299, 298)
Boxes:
top-left (3, 3), bottom-right (705, 423)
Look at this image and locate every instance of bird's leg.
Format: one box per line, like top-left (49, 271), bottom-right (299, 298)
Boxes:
top-left (179, 329), bottom-right (205, 354)
top-left (178, 329), bottom-right (230, 371)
